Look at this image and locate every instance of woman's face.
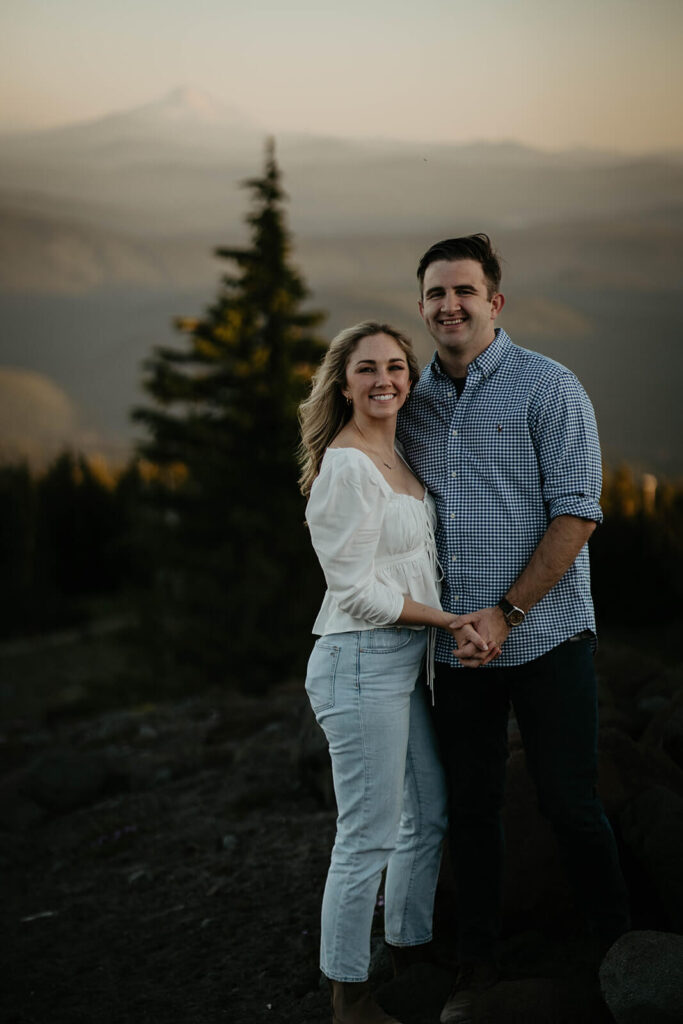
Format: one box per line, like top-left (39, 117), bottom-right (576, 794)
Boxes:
top-left (342, 333), bottom-right (412, 421)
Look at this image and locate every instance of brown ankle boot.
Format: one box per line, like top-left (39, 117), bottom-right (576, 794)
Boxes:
top-left (329, 979), bottom-right (403, 1023)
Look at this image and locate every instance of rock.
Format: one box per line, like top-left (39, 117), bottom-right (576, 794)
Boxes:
top-left (637, 695), bottom-right (670, 719)
top-left (378, 966), bottom-right (610, 1024)
top-left (620, 786), bottom-right (683, 932)
top-left (599, 930), bottom-right (683, 1024)
top-left (293, 702), bottom-right (335, 808)
top-left (663, 697), bottom-right (683, 771)
top-left (596, 645), bottom-right (669, 713)
top-left (598, 728), bottom-right (683, 811)
top-left (641, 688), bottom-right (683, 772)
top-left (637, 667), bottom-right (683, 704)
top-left (21, 747), bottom-right (128, 812)
top-left (476, 977), bottom-right (609, 1024)
top-left (0, 777), bottom-right (45, 830)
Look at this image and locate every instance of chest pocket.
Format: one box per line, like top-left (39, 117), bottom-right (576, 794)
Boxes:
top-left (463, 410), bottom-right (539, 492)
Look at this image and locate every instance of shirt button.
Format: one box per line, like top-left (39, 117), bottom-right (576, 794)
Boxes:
top-left (452, 429), bottom-right (458, 437)
top-left (453, 595), bottom-right (460, 603)
top-left (451, 555), bottom-right (457, 562)
top-left (451, 471), bottom-right (457, 479)
top-left (450, 513), bottom-right (456, 520)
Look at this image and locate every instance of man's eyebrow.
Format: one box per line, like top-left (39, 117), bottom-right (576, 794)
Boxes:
top-left (424, 286), bottom-right (445, 298)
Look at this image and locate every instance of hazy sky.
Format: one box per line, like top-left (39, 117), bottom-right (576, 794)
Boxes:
top-left (1, 0), bottom-right (681, 151)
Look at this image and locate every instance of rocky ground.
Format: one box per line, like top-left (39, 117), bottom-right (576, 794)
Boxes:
top-left (1, 618), bottom-right (682, 1024)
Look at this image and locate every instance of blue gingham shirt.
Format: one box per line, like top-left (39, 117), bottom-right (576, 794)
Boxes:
top-left (397, 328), bottom-right (602, 668)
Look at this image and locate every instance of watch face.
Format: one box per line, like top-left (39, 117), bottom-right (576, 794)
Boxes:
top-left (508, 608), bottom-right (525, 626)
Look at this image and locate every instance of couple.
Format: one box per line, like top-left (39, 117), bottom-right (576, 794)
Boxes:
top-left (297, 235), bottom-right (630, 1024)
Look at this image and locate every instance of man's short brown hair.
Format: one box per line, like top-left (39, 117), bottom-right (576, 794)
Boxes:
top-left (417, 234), bottom-right (502, 299)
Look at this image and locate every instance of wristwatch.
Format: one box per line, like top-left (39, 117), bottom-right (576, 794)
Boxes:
top-left (498, 597), bottom-right (526, 627)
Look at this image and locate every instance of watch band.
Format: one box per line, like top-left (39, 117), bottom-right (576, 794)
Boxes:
top-left (498, 597), bottom-right (526, 626)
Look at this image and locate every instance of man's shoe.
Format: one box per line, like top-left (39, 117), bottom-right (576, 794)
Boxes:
top-left (330, 979), bottom-right (404, 1023)
top-left (439, 961), bottom-right (498, 1024)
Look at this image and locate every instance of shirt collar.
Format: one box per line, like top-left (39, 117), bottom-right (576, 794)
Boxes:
top-left (428, 327), bottom-right (512, 384)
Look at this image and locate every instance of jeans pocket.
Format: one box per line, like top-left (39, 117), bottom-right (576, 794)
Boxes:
top-left (359, 627), bottom-right (415, 654)
top-left (305, 641), bottom-right (341, 713)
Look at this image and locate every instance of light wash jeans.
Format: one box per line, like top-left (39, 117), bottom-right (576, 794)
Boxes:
top-left (305, 627), bottom-right (448, 982)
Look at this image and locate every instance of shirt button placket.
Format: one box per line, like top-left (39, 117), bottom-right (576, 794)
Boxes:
top-left (448, 412), bottom-right (461, 593)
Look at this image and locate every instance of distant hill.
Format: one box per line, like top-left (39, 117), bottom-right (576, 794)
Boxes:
top-left (0, 88), bottom-right (682, 472)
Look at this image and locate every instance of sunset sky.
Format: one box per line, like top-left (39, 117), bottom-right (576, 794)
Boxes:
top-left (1, 0), bottom-right (681, 151)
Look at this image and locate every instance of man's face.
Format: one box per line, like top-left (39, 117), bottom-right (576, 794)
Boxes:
top-left (419, 258), bottom-right (504, 367)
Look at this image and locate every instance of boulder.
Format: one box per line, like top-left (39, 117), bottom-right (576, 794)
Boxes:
top-left (599, 930), bottom-right (683, 1024)
top-left (475, 977), bottom-right (610, 1024)
top-left (21, 747), bottom-right (128, 812)
top-left (620, 786), bottom-right (683, 932)
top-left (641, 688), bottom-right (683, 772)
top-left (0, 775), bottom-right (45, 830)
top-left (598, 728), bottom-right (683, 811)
top-left (292, 701), bottom-right (335, 808)
top-left (379, 966), bottom-right (610, 1024)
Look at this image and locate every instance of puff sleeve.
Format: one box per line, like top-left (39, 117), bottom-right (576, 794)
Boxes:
top-left (306, 452), bottom-right (405, 625)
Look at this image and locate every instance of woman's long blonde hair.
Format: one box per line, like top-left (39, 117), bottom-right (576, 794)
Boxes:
top-left (297, 320), bottom-right (421, 497)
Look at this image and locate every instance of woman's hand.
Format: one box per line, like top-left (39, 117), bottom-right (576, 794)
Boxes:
top-left (445, 613), bottom-right (502, 668)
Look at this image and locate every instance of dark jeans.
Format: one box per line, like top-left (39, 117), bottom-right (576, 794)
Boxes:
top-left (432, 639), bottom-right (630, 961)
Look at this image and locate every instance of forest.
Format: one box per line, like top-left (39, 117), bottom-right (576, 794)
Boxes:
top-left (2, 145), bottom-right (683, 1024)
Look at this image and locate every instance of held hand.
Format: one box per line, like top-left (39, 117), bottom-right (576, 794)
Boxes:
top-left (449, 607), bottom-right (510, 668)
top-left (454, 635), bottom-right (502, 667)
top-left (445, 615), bottom-right (488, 652)
top-left (444, 614), bottom-right (498, 668)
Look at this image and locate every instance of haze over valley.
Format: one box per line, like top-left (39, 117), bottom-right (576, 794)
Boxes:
top-left (1, 88), bottom-right (682, 473)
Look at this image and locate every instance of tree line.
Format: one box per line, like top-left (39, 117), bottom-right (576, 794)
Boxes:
top-left (1, 145), bottom-right (681, 685)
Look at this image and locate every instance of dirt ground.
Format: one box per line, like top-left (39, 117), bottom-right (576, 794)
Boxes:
top-left (0, 618), bottom-right (656, 1024)
top-left (1, 619), bottom-right (343, 1023)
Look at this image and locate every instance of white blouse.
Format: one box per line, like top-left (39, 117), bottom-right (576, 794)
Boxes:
top-left (306, 446), bottom-right (442, 637)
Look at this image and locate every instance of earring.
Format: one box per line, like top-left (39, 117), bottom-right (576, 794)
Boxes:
top-left (345, 395), bottom-right (352, 406)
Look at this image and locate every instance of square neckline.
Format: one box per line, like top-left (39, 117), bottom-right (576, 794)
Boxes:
top-left (325, 445), bottom-right (427, 503)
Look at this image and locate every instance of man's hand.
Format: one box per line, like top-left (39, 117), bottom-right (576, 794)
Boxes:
top-left (446, 611), bottom-right (506, 668)
top-left (447, 516), bottom-right (597, 667)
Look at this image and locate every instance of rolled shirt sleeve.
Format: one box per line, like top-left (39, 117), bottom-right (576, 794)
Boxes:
top-left (531, 371), bottom-right (603, 525)
top-left (306, 455), bottom-right (405, 625)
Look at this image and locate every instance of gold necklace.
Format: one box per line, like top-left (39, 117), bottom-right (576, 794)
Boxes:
top-left (352, 423), bottom-right (396, 470)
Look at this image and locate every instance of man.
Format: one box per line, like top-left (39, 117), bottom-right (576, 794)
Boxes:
top-left (397, 234), bottom-right (629, 1024)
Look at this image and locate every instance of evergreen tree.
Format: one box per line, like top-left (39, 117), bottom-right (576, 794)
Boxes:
top-left (133, 141), bottom-right (327, 686)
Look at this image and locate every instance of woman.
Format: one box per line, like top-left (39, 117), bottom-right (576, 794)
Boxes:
top-left (298, 322), bottom-right (490, 1024)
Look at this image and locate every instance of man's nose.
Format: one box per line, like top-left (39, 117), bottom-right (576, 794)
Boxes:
top-left (441, 289), bottom-right (460, 312)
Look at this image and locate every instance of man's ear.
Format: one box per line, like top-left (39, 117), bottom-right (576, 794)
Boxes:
top-left (418, 300), bottom-right (425, 319)
top-left (490, 293), bottom-right (505, 319)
